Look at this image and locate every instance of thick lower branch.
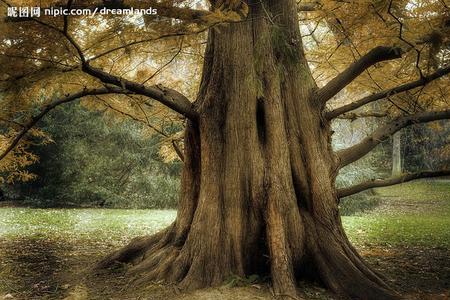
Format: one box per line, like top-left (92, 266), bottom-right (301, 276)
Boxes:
top-left (327, 65), bottom-right (450, 119)
top-left (338, 170), bottom-right (450, 198)
top-left (336, 109), bottom-right (450, 168)
top-left (82, 63), bottom-right (198, 120)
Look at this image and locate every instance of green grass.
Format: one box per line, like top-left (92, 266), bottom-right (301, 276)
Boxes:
top-left (1, 180), bottom-right (448, 248)
top-left (0, 208), bottom-right (176, 244)
top-left (0, 180), bottom-right (448, 249)
top-left (0, 180), bottom-right (448, 299)
top-left (343, 214), bottom-right (450, 247)
top-left (374, 180), bottom-right (450, 203)
top-left (342, 180), bottom-right (450, 248)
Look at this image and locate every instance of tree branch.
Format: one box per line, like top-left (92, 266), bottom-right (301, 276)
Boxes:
top-left (327, 65), bottom-right (450, 119)
top-left (20, 15), bottom-right (87, 63)
top-left (172, 140), bottom-right (184, 162)
top-left (336, 109), bottom-right (450, 168)
top-left (297, 2), bottom-right (322, 12)
top-left (89, 27), bottom-right (208, 62)
top-left (317, 46), bottom-right (403, 104)
top-left (82, 62), bottom-right (198, 120)
top-left (94, 95), bottom-right (184, 162)
top-left (338, 170), bottom-right (450, 198)
top-left (335, 111), bottom-right (388, 120)
top-left (63, 0), bottom-right (73, 35)
top-left (0, 87), bottom-right (130, 162)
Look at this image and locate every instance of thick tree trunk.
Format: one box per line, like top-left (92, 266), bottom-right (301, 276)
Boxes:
top-left (97, 1), bottom-right (400, 299)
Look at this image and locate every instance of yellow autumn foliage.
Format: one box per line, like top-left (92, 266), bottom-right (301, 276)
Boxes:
top-left (0, 0), bottom-right (449, 180)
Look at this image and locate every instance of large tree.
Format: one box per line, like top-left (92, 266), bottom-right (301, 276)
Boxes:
top-left (1, 0), bottom-right (450, 299)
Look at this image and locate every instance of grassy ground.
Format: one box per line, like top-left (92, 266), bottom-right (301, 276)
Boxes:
top-left (342, 180), bottom-right (450, 299)
top-left (0, 179), bottom-right (449, 299)
top-left (343, 180), bottom-right (450, 248)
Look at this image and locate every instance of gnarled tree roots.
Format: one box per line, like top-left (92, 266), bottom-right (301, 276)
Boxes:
top-left (96, 212), bottom-right (400, 300)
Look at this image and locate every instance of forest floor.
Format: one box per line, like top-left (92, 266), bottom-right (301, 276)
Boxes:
top-left (0, 179), bottom-right (449, 300)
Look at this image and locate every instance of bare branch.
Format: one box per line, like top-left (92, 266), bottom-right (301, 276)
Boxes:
top-left (388, 0), bottom-right (423, 78)
top-left (335, 111), bottom-right (388, 120)
top-left (142, 40), bottom-right (184, 84)
top-left (21, 15), bottom-right (87, 63)
top-left (327, 65), bottom-right (450, 119)
top-left (172, 140), bottom-right (184, 162)
top-left (82, 62), bottom-right (198, 120)
top-left (96, 95), bottom-right (185, 162)
top-left (317, 46), bottom-right (403, 104)
top-left (63, 0), bottom-right (73, 34)
top-left (336, 109), bottom-right (450, 168)
top-left (89, 27), bottom-right (208, 62)
top-left (0, 87), bottom-right (131, 162)
top-left (0, 117), bottom-right (25, 128)
top-left (338, 170), bottom-right (450, 198)
top-left (0, 53), bottom-right (74, 69)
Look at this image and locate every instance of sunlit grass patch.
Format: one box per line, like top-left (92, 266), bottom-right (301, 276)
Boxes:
top-left (373, 180), bottom-right (450, 203)
top-left (343, 179), bottom-right (450, 247)
top-left (343, 214), bottom-right (450, 247)
top-left (0, 208), bottom-right (176, 244)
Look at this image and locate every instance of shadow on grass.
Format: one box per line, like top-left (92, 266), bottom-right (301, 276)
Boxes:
top-left (339, 191), bottom-right (381, 216)
top-left (0, 237), bottom-right (72, 299)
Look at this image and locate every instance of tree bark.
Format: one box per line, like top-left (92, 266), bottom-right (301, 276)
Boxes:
top-left (96, 1), bottom-right (401, 299)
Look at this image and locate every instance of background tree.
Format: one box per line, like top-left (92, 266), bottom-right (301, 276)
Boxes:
top-left (1, 0), bottom-right (450, 299)
top-left (392, 131), bottom-right (403, 176)
top-left (403, 122), bottom-right (450, 172)
top-left (13, 101), bottom-right (182, 208)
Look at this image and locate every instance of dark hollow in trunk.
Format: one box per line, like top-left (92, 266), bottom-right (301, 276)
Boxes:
top-left (96, 1), bottom-right (401, 299)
